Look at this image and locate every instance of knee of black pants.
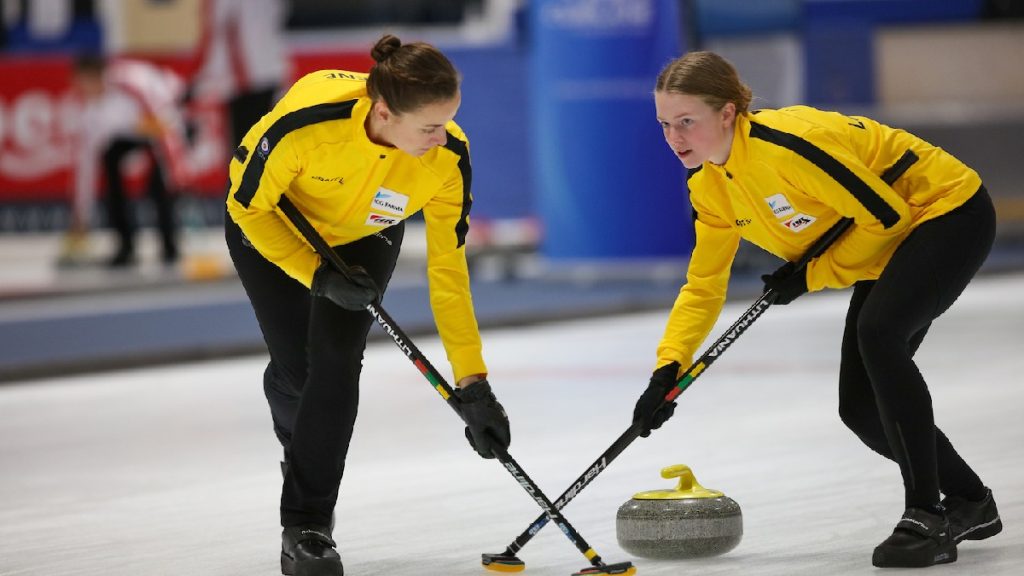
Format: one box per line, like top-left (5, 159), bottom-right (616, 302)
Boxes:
top-left (837, 342), bottom-right (892, 455)
top-left (307, 315), bottom-right (371, 378)
top-left (837, 384), bottom-right (894, 457)
top-left (263, 361), bottom-right (302, 402)
top-left (264, 362), bottom-right (302, 446)
top-left (839, 335), bottom-right (871, 433)
top-left (855, 311), bottom-right (906, 368)
top-left (838, 369), bottom-right (870, 432)
top-left (838, 389), bottom-right (872, 437)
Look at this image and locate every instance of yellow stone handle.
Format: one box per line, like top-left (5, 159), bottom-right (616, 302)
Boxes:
top-left (633, 464), bottom-right (726, 499)
top-left (661, 464), bottom-right (700, 489)
top-left (660, 464), bottom-right (723, 498)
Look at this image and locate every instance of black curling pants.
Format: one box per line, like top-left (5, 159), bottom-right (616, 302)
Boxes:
top-left (103, 137), bottom-right (178, 259)
top-left (226, 213), bottom-right (405, 528)
top-left (838, 187), bottom-right (995, 510)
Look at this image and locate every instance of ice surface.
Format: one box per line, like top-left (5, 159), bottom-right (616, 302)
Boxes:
top-left (2, 274), bottom-right (1022, 575)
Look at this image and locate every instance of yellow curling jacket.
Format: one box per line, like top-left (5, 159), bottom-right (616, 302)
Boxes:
top-left (226, 70), bottom-right (485, 380)
top-left (657, 106), bottom-right (982, 369)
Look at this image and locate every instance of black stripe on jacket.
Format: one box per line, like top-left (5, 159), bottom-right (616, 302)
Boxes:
top-left (749, 121), bottom-right (901, 228)
top-left (687, 166), bottom-right (703, 222)
top-left (443, 131), bottom-right (473, 249)
top-left (233, 100), bottom-right (358, 208)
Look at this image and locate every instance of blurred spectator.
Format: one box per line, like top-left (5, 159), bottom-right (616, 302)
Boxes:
top-left (64, 54), bottom-right (188, 267)
top-left (190, 0), bottom-right (290, 151)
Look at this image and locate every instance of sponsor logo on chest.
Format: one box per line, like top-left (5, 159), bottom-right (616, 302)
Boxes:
top-left (763, 192), bottom-right (817, 232)
top-left (365, 213), bottom-right (401, 227)
top-left (765, 193), bottom-right (795, 218)
top-left (371, 187), bottom-right (409, 215)
top-left (782, 213), bottom-right (817, 232)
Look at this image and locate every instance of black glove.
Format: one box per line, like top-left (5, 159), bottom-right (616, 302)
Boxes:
top-left (455, 380), bottom-right (511, 459)
top-left (761, 261), bottom-right (808, 305)
top-left (310, 262), bottom-right (379, 311)
top-left (633, 362), bottom-right (680, 438)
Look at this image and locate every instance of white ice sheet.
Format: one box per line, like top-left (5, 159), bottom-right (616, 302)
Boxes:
top-left (2, 274), bottom-right (1022, 575)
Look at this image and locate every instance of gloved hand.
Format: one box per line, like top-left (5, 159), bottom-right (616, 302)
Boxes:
top-left (455, 380), bottom-right (511, 459)
top-left (761, 261), bottom-right (808, 305)
top-left (633, 362), bottom-right (680, 438)
top-left (311, 262), bottom-right (379, 311)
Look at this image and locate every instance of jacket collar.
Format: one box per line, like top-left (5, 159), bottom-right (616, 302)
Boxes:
top-left (704, 112), bottom-right (752, 179)
top-left (350, 96), bottom-right (396, 159)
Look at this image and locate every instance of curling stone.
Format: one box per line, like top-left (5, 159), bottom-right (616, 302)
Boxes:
top-left (616, 464), bottom-right (742, 559)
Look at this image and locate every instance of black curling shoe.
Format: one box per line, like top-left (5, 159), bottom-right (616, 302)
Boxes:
top-left (872, 507), bottom-right (956, 568)
top-left (281, 525), bottom-right (343, 576)
top-left (942, 488), bottom-right (1002, 543)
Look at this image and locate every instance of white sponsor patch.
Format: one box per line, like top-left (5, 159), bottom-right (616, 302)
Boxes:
top-left (782, 213), bottom-right (817, 232)
top-left (765, 193), bottom-right (794, 218)
top-left (365, 212), bottom-right (401, 227)
top-left (371, 187), bottom-right (409, 215)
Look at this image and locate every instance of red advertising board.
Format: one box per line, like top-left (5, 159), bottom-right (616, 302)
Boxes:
top-left (0, 56), bottom-right (81, 201)
top-left (0, 50), bottom-right (373, 203)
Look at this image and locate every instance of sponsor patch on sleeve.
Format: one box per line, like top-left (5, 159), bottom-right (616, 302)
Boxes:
top-left (257, 137), bottom-right (271, 160)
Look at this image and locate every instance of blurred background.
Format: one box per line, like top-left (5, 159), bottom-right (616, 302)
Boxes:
top-left (1, 0), bottom-right (1023, 382)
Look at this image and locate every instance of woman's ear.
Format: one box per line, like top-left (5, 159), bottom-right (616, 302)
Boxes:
top-left (373, 100), bottom-right (392, 123)
top-left (720, 101), bottom-right (737, 126)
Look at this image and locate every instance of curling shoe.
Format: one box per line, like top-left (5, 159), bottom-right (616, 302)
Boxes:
top-left (872, 507), bottom-right (956, 568)
top-left (281, 525), bottom-right (343, 576)
top-left (942, 488), bottom-right (1002, 543)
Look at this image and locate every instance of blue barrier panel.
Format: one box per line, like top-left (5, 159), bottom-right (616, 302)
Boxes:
top-left (530, 0), bottom-right (693, 259)
top-left (804, 16), bottom-right (875, 105)
top-left (696, 0), bottom-right (801, 37)
top-left (447, 43), bottom-right (533, 220)
top-left (803, 0), bottom-right (985, 105)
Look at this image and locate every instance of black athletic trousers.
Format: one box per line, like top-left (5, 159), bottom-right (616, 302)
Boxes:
top-left (226, 212), bottom-right (405, 527)
top-left (103, 137), bottom-right (178, 259)
top-left (838, 186), bottom-right (996, 510)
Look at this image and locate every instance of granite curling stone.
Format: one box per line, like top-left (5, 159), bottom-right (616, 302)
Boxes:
top-left (616, 464), bottom-right (742, 559)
